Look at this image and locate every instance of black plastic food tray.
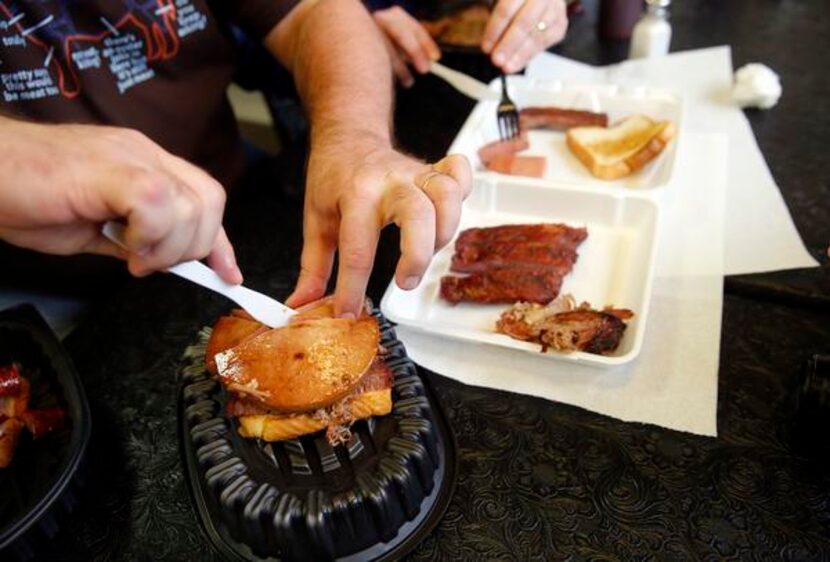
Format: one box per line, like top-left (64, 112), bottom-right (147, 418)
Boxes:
top-left (0, 304), bottom-right (91, 560)
top-left (179, 310), bottom-right (456, 561)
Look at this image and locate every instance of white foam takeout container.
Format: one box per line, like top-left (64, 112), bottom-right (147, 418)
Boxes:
top-left (381, 176), bottom-right (660, 368)
top-left (448, 76), bottom-right (685, 192)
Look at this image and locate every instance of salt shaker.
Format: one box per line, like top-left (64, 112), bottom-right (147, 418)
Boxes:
top-left (629, 0), bottom-right (672, 59)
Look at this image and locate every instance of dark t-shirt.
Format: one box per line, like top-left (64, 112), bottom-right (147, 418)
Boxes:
top-left (0, 0), bottom-right (296, 186)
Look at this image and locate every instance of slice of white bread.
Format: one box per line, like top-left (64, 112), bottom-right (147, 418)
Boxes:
top-left (236, 388), bottom-right (392, 442)
top-left (566, 115), bottom-right (676, 180)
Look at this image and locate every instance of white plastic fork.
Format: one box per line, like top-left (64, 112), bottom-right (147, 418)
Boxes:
top-left (102, 222), bottom-right (295, 328)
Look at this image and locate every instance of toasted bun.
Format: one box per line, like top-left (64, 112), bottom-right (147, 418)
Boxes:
top-left (205, 314), bottom-right (268, 376)
top-left (215, 315), bottom-right (380, 412)
top-left (236, 388), bottom-right (392, 442)
top-left (566, 115), bottom-right (676, 180)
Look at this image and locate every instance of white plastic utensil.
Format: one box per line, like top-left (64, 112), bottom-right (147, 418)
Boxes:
top-left (429, 62), bottom-right (500, 101)
top-left (102, 222), bottom-right (295, 328)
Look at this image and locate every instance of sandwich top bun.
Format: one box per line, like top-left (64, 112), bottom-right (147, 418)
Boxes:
top-left (208, 297), bottom-right (380, 413)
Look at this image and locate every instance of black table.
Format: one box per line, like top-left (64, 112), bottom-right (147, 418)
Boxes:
top-left (37, 0), bottom-right (830, 559)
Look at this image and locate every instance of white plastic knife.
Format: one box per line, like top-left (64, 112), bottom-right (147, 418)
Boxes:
top-left (102, 222), bottom-right (295, 328)
top-left (429, 62), bottom-right (500, 101)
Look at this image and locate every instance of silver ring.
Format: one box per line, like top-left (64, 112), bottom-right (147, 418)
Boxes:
top-left (535, 20), bottom-right (548, 33)
top-left (419, 171), bottom-right (441, 191)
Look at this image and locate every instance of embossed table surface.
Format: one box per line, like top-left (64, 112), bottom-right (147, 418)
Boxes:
top-left (33, 1), bottom-right (830, 560)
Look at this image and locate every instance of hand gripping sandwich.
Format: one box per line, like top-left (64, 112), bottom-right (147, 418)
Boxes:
top-left (205, 297), bottom-right (392, 446)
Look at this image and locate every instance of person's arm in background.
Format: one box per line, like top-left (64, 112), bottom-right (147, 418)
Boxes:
top-left (267, 0), bottom-right (472, 318)
top-left (372, 6), bottom-right (441, 88)
top-left (0, 116), bottom-right (242, 283)
top-left (482, 0), bottom-right (568, 73)
top-left (371, 1), bottom-right (568, 77)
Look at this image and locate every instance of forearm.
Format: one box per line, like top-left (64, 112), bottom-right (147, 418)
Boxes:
top-left (265, 0), bottom-right (394, 149)
top-left (0, 116), bottom-right (63, 227)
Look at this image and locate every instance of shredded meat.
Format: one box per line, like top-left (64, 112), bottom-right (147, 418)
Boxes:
top-left (496, 295), bottom-right (634, 355)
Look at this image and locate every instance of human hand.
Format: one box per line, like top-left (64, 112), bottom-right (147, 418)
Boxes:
top-left (373, 6), bottom-right (441, 88)
top-left (481, 0), bottom-right (568, 73)
top-left (0, 118), bottom-right (241, 283)
top-left (286, 137), bottom-right (472, 318)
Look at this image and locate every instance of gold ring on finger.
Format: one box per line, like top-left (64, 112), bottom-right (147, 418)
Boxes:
top-left (419, 171), bottom-right (442, 191)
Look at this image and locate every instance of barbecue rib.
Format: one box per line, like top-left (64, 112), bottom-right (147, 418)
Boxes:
top-left (455, 223), bottom-right (588, 250)
top-left (441, 269), bottom-right (565, 304)
top-left (441, 224), bottom-right (588, 305)
top-left (0, 364), bottom-right (66, 468)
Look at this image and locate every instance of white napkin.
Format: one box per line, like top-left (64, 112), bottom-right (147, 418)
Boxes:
top-left (526, 46), bottom-right (818, 275)
top-left (398, 134), bottom-right (726, 436)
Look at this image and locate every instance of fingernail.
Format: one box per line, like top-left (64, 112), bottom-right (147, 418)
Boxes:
top-left (493, 52), bottom-right (505, 66)
top-left (340, 312), bottom-right (356, 320)
top-left (402, 275), bottom-right (421, 290)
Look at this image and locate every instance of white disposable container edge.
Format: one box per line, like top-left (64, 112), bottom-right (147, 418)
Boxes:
top-left (381, 176), bottom-right (661, 368)
top-left (448, 75), bottom-right (686, 193)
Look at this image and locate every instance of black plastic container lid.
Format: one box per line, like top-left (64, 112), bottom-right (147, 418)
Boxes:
top-left (179, 310), bottom-right (456, 561)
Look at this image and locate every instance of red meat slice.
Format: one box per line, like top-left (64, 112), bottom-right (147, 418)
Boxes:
top-left (485, 154), bottom-right (547, 177)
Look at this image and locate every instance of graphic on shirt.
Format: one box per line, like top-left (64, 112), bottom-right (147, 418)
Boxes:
top-left (0, 0), bottom-right (208, 101)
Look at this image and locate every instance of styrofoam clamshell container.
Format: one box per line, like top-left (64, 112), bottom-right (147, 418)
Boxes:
top-left (381, 176), bottom-right (660, 368)
top-left (448, 76), bottom-right (685, 192)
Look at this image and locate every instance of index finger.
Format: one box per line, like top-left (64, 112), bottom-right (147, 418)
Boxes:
top-left (287, 216), bottom-right (338, 309)
top-left (333, 201), bottom-right (381, 318)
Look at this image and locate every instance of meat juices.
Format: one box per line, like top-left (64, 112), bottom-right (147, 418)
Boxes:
top-left (440, 223), bottom-right (588, 304)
